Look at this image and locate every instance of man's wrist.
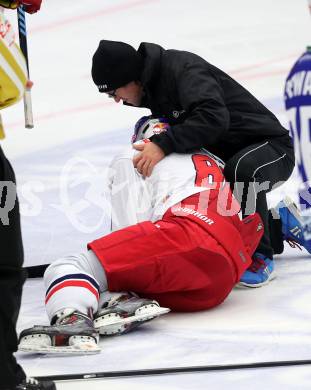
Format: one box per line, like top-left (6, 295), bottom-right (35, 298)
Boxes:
top-left (150, 134), bottom-right (174, 156)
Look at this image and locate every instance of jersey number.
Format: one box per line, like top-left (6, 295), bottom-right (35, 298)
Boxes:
top-left (191, 154), bottom-right (223, 188)
top-left (287, 106), bottom-right (311, 183)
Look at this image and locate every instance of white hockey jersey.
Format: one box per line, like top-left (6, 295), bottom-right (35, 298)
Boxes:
top-left (108, 144), bottom-right (225, 232)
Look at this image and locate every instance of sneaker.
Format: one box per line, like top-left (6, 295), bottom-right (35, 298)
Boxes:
top-left (15, 377), bottom-right (56, 390)
top-left (94, 293), bottom-right (170, 336)
top-left (274, 196), bottom-right (311, 254)
top-left (237, 252), bottom-right (276, 287)
top-left (18, 309), bottom-right (100, 355)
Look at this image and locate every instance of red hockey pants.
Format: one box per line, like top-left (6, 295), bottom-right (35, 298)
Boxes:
top-left (88, 193), bottom-right (263, 312)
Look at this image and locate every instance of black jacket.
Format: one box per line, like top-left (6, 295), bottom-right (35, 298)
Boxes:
top-left (134, 42), bottom-right (291, 161)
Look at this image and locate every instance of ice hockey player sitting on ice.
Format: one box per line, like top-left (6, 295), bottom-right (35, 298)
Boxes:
top-left (18, 117), bottom-right (265, 355)
top-left (18, 117), bottom-right (310, 356)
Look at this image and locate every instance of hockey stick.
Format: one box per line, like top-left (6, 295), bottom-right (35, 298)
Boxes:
top-left (17, 6), bottom-right (34, 128)
top-left (36, 359), bottom-right (311, 382)
top-left (24, 264), bottom-right (50, 278)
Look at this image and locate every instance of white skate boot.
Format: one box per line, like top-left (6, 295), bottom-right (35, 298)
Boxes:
top-left (94, 293), bottom-right (170, 336)
top-left (18, 309), bottom-right (100, 355)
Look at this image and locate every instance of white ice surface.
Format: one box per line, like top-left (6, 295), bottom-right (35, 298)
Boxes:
top-left (44, 367), bottom-right (311, 390)
top-left (17, 248), bottom-right (311, 389)
top-left (3, 0), bottom-right (310, 388)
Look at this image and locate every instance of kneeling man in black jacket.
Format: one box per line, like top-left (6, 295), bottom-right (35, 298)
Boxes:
top-left (91, 40), bottom-right (295, 288)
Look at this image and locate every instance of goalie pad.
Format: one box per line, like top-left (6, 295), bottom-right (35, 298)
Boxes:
top-left (0, 8), bottom-right (27, 110)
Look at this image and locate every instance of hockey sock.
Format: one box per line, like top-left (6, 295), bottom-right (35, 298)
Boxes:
top-left (44, 251), bottom-right (108, 321)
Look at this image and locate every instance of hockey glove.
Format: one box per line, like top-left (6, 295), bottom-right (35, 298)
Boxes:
top-left (0, 0), bottom-right (19, 9)
top-left (0, 0), bottom-right (41, 13)
top-left (20, 0), bottom-right (42, 13)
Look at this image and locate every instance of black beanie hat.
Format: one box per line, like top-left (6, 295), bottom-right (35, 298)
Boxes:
top-left (91, 40), bottom-right (143, 92)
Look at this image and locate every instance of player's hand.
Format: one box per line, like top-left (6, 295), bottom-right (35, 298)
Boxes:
top-left (133, 141), bottom-right (165, 177)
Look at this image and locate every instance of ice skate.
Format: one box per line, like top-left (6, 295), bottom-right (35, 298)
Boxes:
top-left (94, 293), bottom-right (170, 336)
top-left (15, 377), bottom-right (56, 390)
top-left (18, 309), bottom-right (100, 355)
top-left (274, 196), bottom-right (311, 254)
